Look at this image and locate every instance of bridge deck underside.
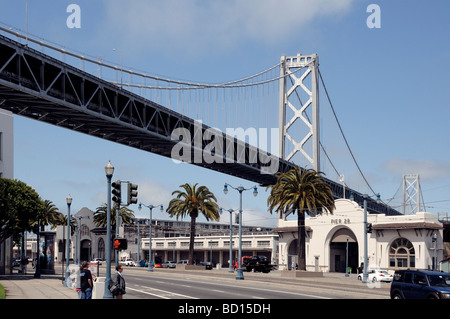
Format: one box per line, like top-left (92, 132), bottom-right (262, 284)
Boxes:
top-left (0, 34), bottom-right (400, 216)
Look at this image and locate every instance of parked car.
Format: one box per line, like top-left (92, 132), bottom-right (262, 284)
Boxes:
top-left (357, 269), bottom-right (393, 282)
top-left (91, 258), bottom-right (103, 265)
top-left (177, 260), bottom-right (189, 265)
top-left (197, 261), bottom-right (213, 270)
top-left (390, 270), bottom-right (450, 299)
top-left (12, 259), bottom-right (21, 267)
top-left (139, 260), bottom-right (148, 267)
top-left (162, 261), bottom-right (176, 268)
top-left (121, 258), bottom-right (136, 267)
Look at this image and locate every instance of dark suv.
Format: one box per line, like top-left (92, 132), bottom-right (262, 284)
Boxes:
top-left (390, 270), bottom-right (450, 299)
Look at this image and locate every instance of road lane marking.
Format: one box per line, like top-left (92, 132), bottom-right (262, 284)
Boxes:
top-left (128, 286), bottom-right (199, 299)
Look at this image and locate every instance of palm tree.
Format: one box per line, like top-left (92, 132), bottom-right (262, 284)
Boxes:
top-left (31, 199), bottom-right (65, 231)
top-left (62, 215), bottom-right (77, 236)
top-left (167, 183), bottom-right (219, 265)
top-left (94, 203), bottom-right (135, 258)
top-left (93, 203), bottom-right (135, 230)
top-left (267, 167), bottom-right (335, 271)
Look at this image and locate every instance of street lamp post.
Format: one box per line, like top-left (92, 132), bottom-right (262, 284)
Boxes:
top-left (103, 161), bottom-right (114, 299)
top-left (172, 241), bottom-right (176, 261)
top-left (223, 183), bottom-right (257, 280)
top-left (362, 194), bottom-right (369, 284)
top-left (345, 236), bottom-right (349, 277)
top-left (115, 203), bottom-right (120, 267)
top-left (220, 207), bottom-right (237, 273)
top-left (135, 218), bottom-right (141, 267)
top-left (63, 194), bottom-right (72, 287)
top-left (432, 233), bottom-right (438, 271)
top-left (139, 203), bottom-right (163, 272)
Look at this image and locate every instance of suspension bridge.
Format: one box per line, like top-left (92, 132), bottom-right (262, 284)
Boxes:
top-left (0, 27), bottom-right (400, 216)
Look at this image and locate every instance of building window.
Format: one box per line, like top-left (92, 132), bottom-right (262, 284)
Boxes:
top-left (257, 241), bottom-right (270, 247)
top-left (81, 225), bottom-right (90, 237)
top-left (389, 237), bottom-right (415, 268)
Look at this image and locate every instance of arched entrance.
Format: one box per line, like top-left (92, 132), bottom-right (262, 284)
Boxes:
top-left (287, 239), bottom-right (298, 269)
top-left (80, 239), bottom-right (92, 262)
top-left (329, 228), bottom-right (358, 273)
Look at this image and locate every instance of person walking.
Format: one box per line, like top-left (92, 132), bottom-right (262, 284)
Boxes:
top-left (79, 261), bottom-right (93, 299)
top-left (112, 265), bottom-right (126, 299)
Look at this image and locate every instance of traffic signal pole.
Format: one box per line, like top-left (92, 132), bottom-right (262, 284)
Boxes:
top-left (111, 181), bottom-right (138, 266)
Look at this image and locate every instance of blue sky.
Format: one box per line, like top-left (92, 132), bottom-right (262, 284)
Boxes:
top-left (1, 0), bottom-right (450, 226)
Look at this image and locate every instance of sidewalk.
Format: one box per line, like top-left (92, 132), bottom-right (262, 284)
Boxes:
top-left (0, 274), bottom-right (78, 299)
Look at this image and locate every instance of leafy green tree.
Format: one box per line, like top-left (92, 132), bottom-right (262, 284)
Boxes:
top-left (167, 183), bottom-right (219, 265)
top-left (0, 178), bottom-right (44, 244)
top-left (267, 168), bottom-right (335, 271)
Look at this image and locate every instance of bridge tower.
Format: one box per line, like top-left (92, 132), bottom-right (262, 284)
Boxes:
top-left (278, 53), bottom-right (320, 172)
top-left (402, 174), bottom-right (423, 214)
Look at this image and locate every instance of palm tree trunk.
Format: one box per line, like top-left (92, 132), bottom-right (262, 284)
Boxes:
top-left (297, 209), bottom-right (306, 271)
top-left (188, 213), bottom-right (197, 265)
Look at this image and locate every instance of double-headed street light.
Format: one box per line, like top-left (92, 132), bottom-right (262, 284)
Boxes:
top-left (138, 203), bottom-right (163, 272)
top-left (103, 161), bottom-right (114, 299)
top-left (361, 193), bottom-right (381, 284)
top-left (223, 183), bottom-right (258, 280)
top-left (219, 207), bottom-right (238, 273)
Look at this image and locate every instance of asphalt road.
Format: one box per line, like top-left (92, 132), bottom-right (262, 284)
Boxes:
top-left (118, 267), bottom-right (390, 300)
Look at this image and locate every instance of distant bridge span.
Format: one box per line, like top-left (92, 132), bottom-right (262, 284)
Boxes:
top-left (0, 34), bottom-right (400, 215)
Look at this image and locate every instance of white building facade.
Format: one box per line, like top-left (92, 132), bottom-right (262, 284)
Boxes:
top-left (139, 233), bottom-right (278, 267)
top-left (276, 199), bottom-right (443, 272)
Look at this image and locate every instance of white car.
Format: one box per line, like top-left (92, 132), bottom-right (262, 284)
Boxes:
top-left (91, 258), bottom-right (103, 265)
top-left (121, 258), bottom-right (136, 267)
top-left (358, 269), bottom-right (393, 282)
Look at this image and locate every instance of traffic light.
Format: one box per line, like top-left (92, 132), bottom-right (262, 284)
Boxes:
top-left (114, 238), bottom-right (127, 250)
top-left (127, 183), bottom-right (138, 205)
top-left (367, 223), bottom-right (373, 233)
top-left (112, 180), bottom-right (121, 204)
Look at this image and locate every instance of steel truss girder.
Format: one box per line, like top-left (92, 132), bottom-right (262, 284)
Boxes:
top-left (403, 174), bottom-right (422, 215)
top-left (0, 34), bottom-right (399, 215)
top-left (0, 34), bottom-right (280, 185)
top-left (278, 53), bottom-right (320, 171)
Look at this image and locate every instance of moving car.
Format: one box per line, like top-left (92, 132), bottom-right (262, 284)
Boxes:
top-left (390, 269), bottom-right (450, 299)
top-left (357, 269), bottom-right (393, 282)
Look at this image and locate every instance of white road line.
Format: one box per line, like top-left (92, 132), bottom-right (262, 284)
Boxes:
top-left (128, 286), bottom-right (199, 299)
top-left (211, 289), bottom-right (226, 293)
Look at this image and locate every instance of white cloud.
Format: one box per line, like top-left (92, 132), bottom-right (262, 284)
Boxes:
top-left (100, 0), bottom-right (355, 55)
top-left (382, 158), bottom-right (450, 182)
